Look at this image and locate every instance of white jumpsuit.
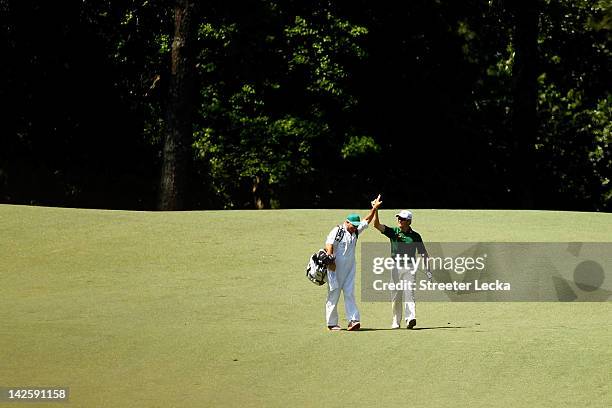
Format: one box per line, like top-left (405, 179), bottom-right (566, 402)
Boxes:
top-left (324, 222), bottom-right (368, 326)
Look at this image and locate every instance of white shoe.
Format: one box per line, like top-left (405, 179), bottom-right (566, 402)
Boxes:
top-left (391, 323), bottom-right (400, 329)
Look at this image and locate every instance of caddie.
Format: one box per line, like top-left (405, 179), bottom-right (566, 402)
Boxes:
top-left (324, 195), bottom-right (382, 331)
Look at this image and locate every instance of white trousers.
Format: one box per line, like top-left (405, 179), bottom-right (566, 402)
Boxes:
top-left (325, 265), bottom-right (360, 326)
top-left (391, 266), bottom-right (416, 326)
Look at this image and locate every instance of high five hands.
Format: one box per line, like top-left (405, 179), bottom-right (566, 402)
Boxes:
top-left (371, 194), bottom-right (382, 209)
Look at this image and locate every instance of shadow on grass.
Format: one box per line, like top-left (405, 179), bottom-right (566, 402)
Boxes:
top-left (358, 326), bottom-right (467, 332)
top-left (411, 326), bottom-right (466, 331)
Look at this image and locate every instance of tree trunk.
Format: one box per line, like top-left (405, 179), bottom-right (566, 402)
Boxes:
top-left (511, 2), bottom-right (539, 208)
top-left (252, 174), bottom-right (270, 209)
top-left (159, 0), bottom-right (197, 210)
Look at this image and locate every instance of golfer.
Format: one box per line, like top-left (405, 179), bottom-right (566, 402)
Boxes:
top-left (373, 208), bottom-right (431, 329)
top-left (325, 195), bottom-right (382, 331)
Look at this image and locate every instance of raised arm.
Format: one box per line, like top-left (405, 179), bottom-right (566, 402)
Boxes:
top-left (363, 194), bottom-right (382, 225)
top-left (373, 207), bottom-right (386, 233)
top-left (369, 195), bottom-right (386, 232)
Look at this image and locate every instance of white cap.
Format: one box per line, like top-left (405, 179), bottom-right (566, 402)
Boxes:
top-left (395, 210), bottom-right (413, 220)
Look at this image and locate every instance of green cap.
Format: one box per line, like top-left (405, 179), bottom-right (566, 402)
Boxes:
top-left (346, 213), bottom-right (361, 227)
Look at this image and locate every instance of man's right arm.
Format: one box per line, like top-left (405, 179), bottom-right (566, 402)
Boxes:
top-left (325, 228), bottom-right (337, 271)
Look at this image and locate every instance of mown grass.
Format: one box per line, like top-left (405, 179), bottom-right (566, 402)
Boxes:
top-left (1, 205), bottom-right (611, 407)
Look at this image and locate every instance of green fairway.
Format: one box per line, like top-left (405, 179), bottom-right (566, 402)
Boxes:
top-left (1, 205), bottom-right (611, 407)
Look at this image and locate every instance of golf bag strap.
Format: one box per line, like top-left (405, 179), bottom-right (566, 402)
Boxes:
top-left (334, 225), bottom-right (344, 242)
top-left (334, 224), bottom-right (358, 242)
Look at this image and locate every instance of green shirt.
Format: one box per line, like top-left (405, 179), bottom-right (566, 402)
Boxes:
top-left (382, 226), bottom-right (426, 258)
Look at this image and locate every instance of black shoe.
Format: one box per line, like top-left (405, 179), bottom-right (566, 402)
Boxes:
top-left (407, 319), bottom-right (416, 329)
top-left (347, 320), bottom-right (361, 331)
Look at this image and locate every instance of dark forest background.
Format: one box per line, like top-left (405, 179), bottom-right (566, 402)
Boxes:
top-left (1, 0), bottom-right (610, 211)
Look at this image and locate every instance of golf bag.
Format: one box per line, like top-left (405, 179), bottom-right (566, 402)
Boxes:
top-left (306, 249), bottom-right (335, 286)
top-left (305, 224), bottom-right (355, 286)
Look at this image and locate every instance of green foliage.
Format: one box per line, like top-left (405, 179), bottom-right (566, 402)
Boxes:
top-left (536, 0), bottom-right (612, 210)
top-left (2, 0), bottom-right (610, 210)
top-left (587, 0), bottom-right (612, 32)
top-left (81, 0), bottom-right (173, 146)
top-left (193, 106), bottom-right (328, 208)
top-left (285, 13), bottom-right (368, 99)
top-left (537, 82), bottom-right (593, 203)
top-left (191, 4), bottom-right (368, 208)
top-left (341, 135), bottom-right (380, 159)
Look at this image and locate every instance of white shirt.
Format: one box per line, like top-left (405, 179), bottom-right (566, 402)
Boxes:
top-left (325, 221), bottom-right (369, 260)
